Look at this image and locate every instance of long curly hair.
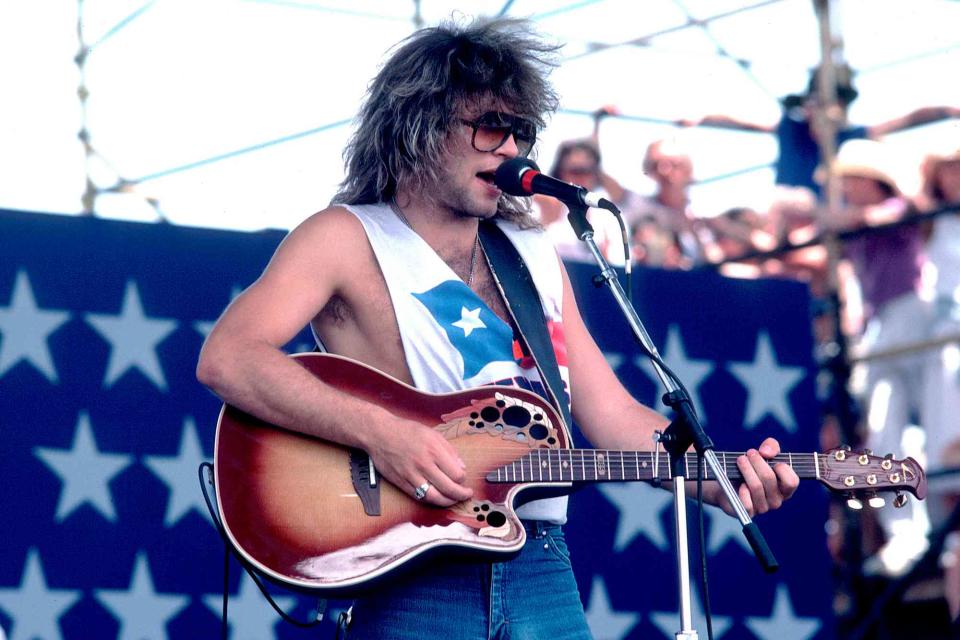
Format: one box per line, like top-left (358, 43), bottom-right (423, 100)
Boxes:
top-left (333, 17), bottom-right (560, 227)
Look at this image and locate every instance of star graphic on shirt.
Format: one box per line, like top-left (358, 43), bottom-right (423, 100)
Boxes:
top-left (744, 584), bottom-right (822, 640)
top-left (85, 280), bottom-right (179, 390)
top-left (203, 572), bottom-right (298, 640)
top-left (635, 324), bottom-right (714, 422)
top-left (649, 584), bottom-right (732, 639)
top-left (144, 416), bottom-right (214, 527)
top-left (451, 306), bottom-right (486, 337)
top-left (412, 280), bottom-right (514, 379)
top-left (728, 331), bottom-right (806, 432)
top-left (34, 411), bottom-right (133, 522)
top-left (0, 270), bottom-right (70, 382)
top-left (0, 549), bottom-right (82, 640)
top-left (598, 482), bottom-right (674, 552)
top-left (584, 575), bottom-right (640, 640)
top-left (95, 552), bottom-right (191, 640)
top-left (704, 504), bottom-right (752, 555)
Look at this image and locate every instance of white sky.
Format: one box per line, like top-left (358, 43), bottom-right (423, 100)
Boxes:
top-left (1, 0), bottom-right (959, 232)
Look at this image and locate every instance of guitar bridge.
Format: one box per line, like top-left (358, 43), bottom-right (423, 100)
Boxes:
top-left (349, 449), bottom-right (381, 516)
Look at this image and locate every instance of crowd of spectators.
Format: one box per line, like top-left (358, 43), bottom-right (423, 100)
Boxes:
top-left (534, 66), bottom-right (960, 622)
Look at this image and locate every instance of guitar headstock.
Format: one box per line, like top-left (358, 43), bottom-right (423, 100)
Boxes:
top-left (818, 447), bottom-right (927, 509)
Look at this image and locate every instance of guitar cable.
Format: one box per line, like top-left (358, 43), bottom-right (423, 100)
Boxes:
top-left (197, 462), bottom-right (329, 635)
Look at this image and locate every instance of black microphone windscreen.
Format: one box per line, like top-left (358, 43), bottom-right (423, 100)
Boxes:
top-left (494, 158), bottom-right (540, 196)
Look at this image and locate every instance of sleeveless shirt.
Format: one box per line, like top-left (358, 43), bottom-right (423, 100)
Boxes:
top-left (323, 202), bottom-right (571, 522)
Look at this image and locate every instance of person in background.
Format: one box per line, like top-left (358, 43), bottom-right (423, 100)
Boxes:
top-left (533, 139), bottom-right (625, 265)
top-left (616, 137), bottom-right (721, 268)
top-left (826, 139), bottom-right (936, 577)
top-left (762, 187), bottom-right (832, 288)
top-left (917, 141), bottom-right (960, 532)
top-left (704, 206), bottom-right (777, 278)
top-left (682, 64), bottom-right (960, 197)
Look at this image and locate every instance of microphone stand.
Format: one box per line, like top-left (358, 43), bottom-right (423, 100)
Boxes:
top-left (564, 202), bottom-right (778, 640)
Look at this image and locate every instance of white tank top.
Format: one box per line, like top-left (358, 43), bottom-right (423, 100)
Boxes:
top-left (331, 202), bottom-right (571, 522)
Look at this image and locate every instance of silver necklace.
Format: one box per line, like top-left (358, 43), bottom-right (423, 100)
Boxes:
top-left (390, 201), bottom-right (481, 287)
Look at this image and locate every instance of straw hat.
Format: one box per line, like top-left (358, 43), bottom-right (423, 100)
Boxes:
top-left (921, 140), bottom-right (960, 202)
top-left (818, 139), bottom-right (903, 195)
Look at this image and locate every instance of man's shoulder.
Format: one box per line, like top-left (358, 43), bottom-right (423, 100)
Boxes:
top-left (275, 205), bottom-right (377, 269)
top-left (291, 204), bottom-right (368, 239)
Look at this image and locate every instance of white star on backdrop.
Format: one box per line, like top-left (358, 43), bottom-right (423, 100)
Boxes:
top-left (0, 549), bottom-right (82, 640)
top-left (728, 331), bottom-right (806, 432)
top-left (144, 416), bottom-right (214, 527)
top-left (193, 318), bottom-right (216, 338)
top-left (635, 324), bottom-right (714, 421)
top-left (95, 552), bottom-right (191, 640)
top-left (34, 411), bottom-right (133, 522)
top-left (193, 285), bottom-right (244, 338)
top-left (704, 504), bottom-right (752, 555)
top-left (203, 572), bottom-right (298, 640)
top-left (602, 351), bottom-right (624, 372)
top-left (86, 280), bottom-right (178, 390)
top-left (649, 584), bottom-right (732, 639)
top-left (451, 306), bottom-right (486, 337)
top-left (598, 483), bottom-right (674, 552)
top-left (0, 270), bottom-right (70, 382)
top-left (584, 575), bottom-right (640, 640)
top-left (744, 584), bottom-right (822, 640)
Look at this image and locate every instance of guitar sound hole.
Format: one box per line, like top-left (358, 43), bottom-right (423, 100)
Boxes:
top-left (529, 424), bottom-right (548, 440)
top-left (502, 406), bottom-right (531, 427)
top-left (481, 407), bottom-right (500, 422)
top-left (486, 511), bottom-right (507, 527)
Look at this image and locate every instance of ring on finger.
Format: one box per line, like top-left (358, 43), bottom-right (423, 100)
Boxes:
top-left (414, 482), bottom-right (431, 501)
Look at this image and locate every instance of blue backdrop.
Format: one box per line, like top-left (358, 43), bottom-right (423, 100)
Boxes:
top-left (0, 209), bottom-right (832, 639)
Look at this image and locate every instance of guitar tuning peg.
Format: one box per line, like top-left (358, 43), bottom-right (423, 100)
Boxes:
top-left (842, 444), bottom-right (852, 451)
top-left (846, 494), bottom-right (863, 510)
top-left (884, 453), bottom-right (894, 459)
top-left (866, 493), bottom-right (885, 509)
top-left (863, 449), bottom-right (873, 456)
top-left (893, 492), bottom-right (908, 508)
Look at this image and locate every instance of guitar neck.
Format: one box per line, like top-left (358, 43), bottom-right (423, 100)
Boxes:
top-left (486, 449), bottom-right (822, 484)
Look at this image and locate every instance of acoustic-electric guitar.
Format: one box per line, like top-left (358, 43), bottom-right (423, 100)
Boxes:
top-left (214, 353), bottom-right (926, 593)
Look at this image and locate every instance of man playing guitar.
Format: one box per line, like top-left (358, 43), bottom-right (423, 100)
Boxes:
top-left (196, 16), bottom-right (799, 638)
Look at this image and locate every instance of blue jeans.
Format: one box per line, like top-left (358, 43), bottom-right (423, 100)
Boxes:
top-left (346, 521), bottom-right (592, 639)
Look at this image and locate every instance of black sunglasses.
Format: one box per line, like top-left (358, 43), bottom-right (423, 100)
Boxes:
top-left (460, 111), bottom-right (537, 158)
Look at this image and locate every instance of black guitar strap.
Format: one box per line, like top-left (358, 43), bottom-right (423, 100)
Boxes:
top-left (478, 221), bottom-right (573, 430)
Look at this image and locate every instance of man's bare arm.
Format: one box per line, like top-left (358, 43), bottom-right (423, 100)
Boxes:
top-left (196, 208), bottom-right (471, 506)
top-left (558, 259), bottom-right (798, 515)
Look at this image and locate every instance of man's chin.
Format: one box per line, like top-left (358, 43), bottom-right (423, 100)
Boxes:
top-left (453, 202), bottom-right (499, 220)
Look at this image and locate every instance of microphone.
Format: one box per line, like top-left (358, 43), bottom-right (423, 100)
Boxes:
top-left (494, 158), bottom-right (618, 213)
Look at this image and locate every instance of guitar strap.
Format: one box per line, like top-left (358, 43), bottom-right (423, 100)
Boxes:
top-left (478, 221), bottom-right (573, 431)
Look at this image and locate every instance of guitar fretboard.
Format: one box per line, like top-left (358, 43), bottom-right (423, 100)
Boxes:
top-left (485, 449), bottom-right (821, 484)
